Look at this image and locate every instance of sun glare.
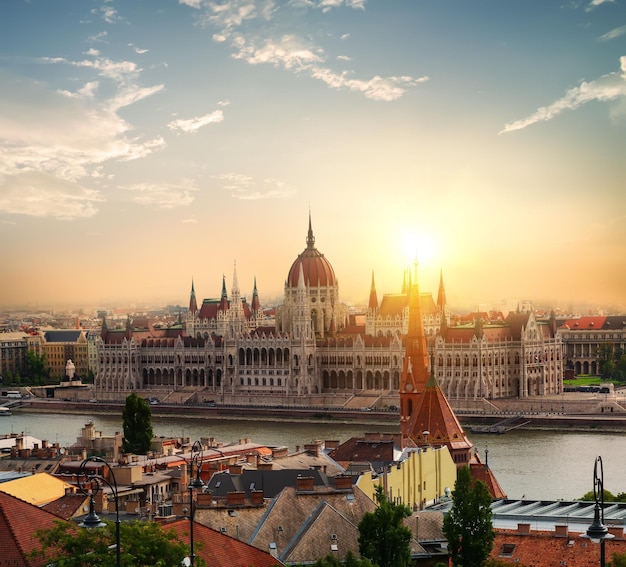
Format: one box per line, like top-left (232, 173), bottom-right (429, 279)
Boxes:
top-left (402, 231), bottom-right (437, 265)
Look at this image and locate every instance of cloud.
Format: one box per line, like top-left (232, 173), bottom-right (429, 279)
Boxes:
top-left (500, 56), bottom-right (626, 133)
top-left (92, 3), bottom-right (124, 24)
top-left (184, 0), bottom-right (423, 101)
top-left (0, 172), bottom-right (102, 220)
top-left (167, 110), bottom-right (224, 133)
top-left (599, 25), bottom-right (626, 41)
top-left (214, 173), bottom-right (295, 199)
top-left (0, 50), bottom-right (166, 220)
top-left (586, 0), bottom-right (614, 11)
top-left (123, 181), bottom-right (198, 208)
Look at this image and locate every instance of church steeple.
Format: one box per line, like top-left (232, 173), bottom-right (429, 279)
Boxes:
top-left (399, 259), bottom-right (430, 438)
top-left (251, 277), bottom-right (260, 314)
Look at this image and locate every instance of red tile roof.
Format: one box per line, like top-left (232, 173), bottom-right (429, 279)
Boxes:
top-left (0, 490), bottom-right (69, 567)
top-left (491, 527), bottom-right (626, 566)
top-left (164, 518), bottom-right (280, 567)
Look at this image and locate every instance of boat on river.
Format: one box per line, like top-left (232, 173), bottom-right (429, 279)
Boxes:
top-left (0, 406), bottom-right (12, 416)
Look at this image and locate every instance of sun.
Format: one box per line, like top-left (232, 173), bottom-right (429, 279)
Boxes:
top-left (401, 230), bottom-right (438, 265)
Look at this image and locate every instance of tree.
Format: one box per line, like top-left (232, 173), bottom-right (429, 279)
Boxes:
top-left (312, 551), bottom-right (375, 566)
top-left (358, 485), bottom-right (412, 567)
top-left (122, 392), bottom-right (153, 454)
top-left (32, 518), bottom-right (204, 566)
top-left (443, 465), bottom-right (495, 567)
top-left (25, 350), bottom-right (50, 384)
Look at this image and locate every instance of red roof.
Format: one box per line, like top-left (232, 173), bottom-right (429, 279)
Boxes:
top-left (0, 490), bottom-right (69, 567)
top-left (560, 316), bottom-right (607, 330)
top-left (164, 519), bottom-right (279, 567)
top-left (287, 216), bottom-right (336, 288)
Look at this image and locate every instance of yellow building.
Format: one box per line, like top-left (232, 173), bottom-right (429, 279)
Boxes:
top-left (0, 472), bottom-right (75, 507)
top-left (356, 445), bottom-right (457, 511)
top-left (40, 329), bottom-right (89, 379)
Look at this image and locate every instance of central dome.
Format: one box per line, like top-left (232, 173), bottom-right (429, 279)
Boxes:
top-left (287, 217), bottom-right (336, 288)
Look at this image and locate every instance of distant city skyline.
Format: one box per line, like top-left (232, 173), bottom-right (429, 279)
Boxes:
top-left (0, 1), bottom-right (624, 311)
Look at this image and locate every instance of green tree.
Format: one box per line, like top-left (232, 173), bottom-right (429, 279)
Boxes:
top-left (25, 350), bottom-right (50, 384)
top-left (32, 518), bottom-right (204, 566)
top-left (358, 485), bottom-right (412, 567)
top-left (312, 551), bottom-right (375, 566)
top-left (580, 488), bottom-right (615, 502)
top-left (597, 343), bottom-right (615, 379)
top-left (443, 465), bottom-right (495, 567)
top-left (122, 392), bottom-right (153, 454)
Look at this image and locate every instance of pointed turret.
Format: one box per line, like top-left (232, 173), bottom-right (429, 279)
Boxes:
top-left (251, 277), bottom-right (260, 314)
top-left (368, 271), bottom-right (378, 311)
top-left (436, 269), bottom-right (446, 313)
top-left (306, 210), bottom-right (315, 249)
top-left (188, 279), bottom-right (198, 315)
top-left (100, 315), bottom-right (108, 340)
top-left (218, 275), bottom-right (229, 312)
top-left (399, 260), bottom-right (430, 437)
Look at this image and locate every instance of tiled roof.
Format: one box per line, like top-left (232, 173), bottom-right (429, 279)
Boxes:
top-left (491, 527), bottom-right (626, 566)
top-left (249, 485), bottom-right (377, 563)
top-left (0, 490), bottom-right (68, 567)
top-left (0, 472), bottom-right (74, 507)
top-left (328, 435), bottom-right (402, 467)
top-left (404, 375), bottom-right (473, 456)
top-left (43, 330), bottom-right (83, 343)
top-left (164, 518), bottom-right (281, 567)
top-left (470, 461), bottom-right (507, 499)
top-left (41, 493), bottom-right (89, 520)
top-left (560, 316), bottom-right (608, 330)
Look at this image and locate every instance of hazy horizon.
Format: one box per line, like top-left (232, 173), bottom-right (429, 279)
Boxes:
top-left (1, 1), bottom-right (624, 312)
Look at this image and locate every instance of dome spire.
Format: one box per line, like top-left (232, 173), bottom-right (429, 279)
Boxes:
top-left (306, 210), bottom-right (315, 249)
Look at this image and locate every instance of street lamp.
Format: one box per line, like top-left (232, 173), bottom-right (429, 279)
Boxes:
top-left (581, 456), bottom-right (614, 566)
top-left (77, 456), bottom-right (121, 567)
top-left (185, 440), bottom-right (205, 567)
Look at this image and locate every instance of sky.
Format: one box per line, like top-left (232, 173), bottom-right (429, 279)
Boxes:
top-left (0, 0), bottom-right (625, 314)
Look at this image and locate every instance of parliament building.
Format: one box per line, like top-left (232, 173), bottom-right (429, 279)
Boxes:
top-left (95, 216), bottom-right (564, 404)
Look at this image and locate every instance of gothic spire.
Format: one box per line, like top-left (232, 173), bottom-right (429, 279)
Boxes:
top-left (436, 268), bottom-right (447, 312)
top-left (188, 278), bottom-right (198, 315)
top-left (251, 276), bottom-right (260, 313)
top-left (368, 270), bottom-right (378, 311)
top-left (306, 210), bottom-right (315, 249)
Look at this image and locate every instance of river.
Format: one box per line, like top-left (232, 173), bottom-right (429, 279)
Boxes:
top-left (2, 410), bottom-right (625, 502)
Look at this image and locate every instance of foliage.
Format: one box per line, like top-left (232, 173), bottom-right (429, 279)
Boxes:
top-left (443, 465), bottom-right (495, 567)
top-left (122, 392), bottom-right (154, 454)
top-left (610, 552), bottom-right (626, 567)
top-left (580, 488), bottom-right (626, 503)
top-left (358, 485), bottom-right (412, 567)
top-left (32, 518), bottom-right (204, 566)
top-left (26, 350), bottom-right (50, 383)
top-left (312, 551), bottom-right (375, 566)
top-left (596, 343), bottom-right (626, 382)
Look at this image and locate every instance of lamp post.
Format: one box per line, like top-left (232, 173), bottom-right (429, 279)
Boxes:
top-left (76, 456), bottom-right (121, 567)
top-left (186, 440), bottom-right (205, 567)
top-left (581, 456), bottom-right (614, 566)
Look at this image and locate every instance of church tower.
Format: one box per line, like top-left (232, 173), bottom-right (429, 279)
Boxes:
top-left (399, 260), bottom-right (430, 438)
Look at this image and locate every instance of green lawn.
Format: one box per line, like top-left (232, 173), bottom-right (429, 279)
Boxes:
top-left (564, 375), bottom-right (605, 386)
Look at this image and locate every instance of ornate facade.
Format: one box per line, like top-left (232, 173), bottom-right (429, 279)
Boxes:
top-left (95, 216), bottom-right (564, 403)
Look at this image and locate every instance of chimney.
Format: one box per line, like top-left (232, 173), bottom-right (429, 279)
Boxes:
top-left (251, 490), bottom-right (264, 505)
top-left (517, 523), bottom-right (531, 535)
top-left (272, 446), bottom-right (289, 459)
top-left (246, 453), bottom-right (258, 466)
top-left (609, 527), bottom-right (624, 539)
top-left (229, 464), bottom-right (243, 475)
top-left (296, 476), bottom-right (315, 492)
top-left (335, 475), bottom-right (352, 490)
top-left (554, 525), bottom-right (568, 538)
top-left (325, 440), bottom-right (340, 450)
top-left (258, 461), bottom-right (273, 471)
top-left (226, 491), bottom-right (246, 506)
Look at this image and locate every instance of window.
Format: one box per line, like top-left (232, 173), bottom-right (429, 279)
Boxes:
top-left (499, 543), bottom-right (516, 557)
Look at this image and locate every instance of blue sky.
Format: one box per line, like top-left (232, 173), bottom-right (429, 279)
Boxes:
top-left (0, 0), bottom-right (624, 312)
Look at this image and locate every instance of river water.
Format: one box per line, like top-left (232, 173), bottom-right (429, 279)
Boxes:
top-left (2, 410), bottom-right (625, 502)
